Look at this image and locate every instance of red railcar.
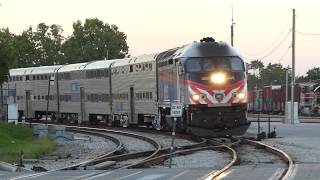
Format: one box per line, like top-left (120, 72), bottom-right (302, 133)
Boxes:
top-left (248, 84), bottom-right (305, 114)
top-left (247, 89), bottom-right (263, 112)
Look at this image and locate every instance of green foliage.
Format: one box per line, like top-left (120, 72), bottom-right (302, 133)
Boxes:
top-left (12, 28), bottom-right (38, 68)
top-left (247, 60), bottom-right (287, 90)
top-left (13, 24), bottom-right (65, 67)
top-left (297, 67), bottom-right (320, 83)
top-left (2, 18), bottom-right (128, 70)
top-left (0, 28), bottom-right (15, 84)
top-left (260, 63), bottom-right (287, 85)
top-left (0, 123), bottom-right (54, 163)
top-left (62, 18), bottom-right (129, 63)
top-left (32, 23), bottom-right (65, 65)
top-left (249, 59), bottom-right (264, 70)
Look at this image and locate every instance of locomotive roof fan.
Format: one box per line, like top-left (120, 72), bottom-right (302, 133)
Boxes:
top-left (200, 37), bottom-right (215, 43)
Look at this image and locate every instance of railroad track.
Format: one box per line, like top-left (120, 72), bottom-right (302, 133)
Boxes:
top-left (201, 137), bottom-right (294, 180)
top-left (58, 128), bottom-right (208, 180)
top-left (242, 138), bottom-right (294, 180)
top-left (11, 123), bottom-right (294, 180)
top-left (10, 124), bottom-right (162, 180)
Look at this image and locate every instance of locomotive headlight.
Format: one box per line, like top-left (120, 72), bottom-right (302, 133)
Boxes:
top-left (236, 92), bottom-right (245, 99)
top-left (192, 94), bottom-right (200, 101)
top-left (210, 73), bottom-right (226, 84)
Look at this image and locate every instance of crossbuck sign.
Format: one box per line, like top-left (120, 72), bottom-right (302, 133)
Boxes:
top-left (170, 103), bottom-right (183, 117)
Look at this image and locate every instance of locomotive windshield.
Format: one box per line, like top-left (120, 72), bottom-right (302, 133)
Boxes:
top-left (185, 57), bottom-right (244, 72)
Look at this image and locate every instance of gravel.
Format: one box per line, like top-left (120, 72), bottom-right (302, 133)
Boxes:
top-left (262, 138), bottom-right (320, 163)
top-left (24, 133), bottom-right (117, 170)
top-left (105, 133), bottom-right (155, 152)
top-left (236, 144), bottom-right (285, 166)
top-left (120, 130), bottom-right (196, 148)
top-left (114, 157), bottom-right (146, 168)
top-left (152, 150), bottom-right (230, 169)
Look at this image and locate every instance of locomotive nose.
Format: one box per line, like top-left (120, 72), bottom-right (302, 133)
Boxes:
top-left (215, 93), bottom-right (224, 101)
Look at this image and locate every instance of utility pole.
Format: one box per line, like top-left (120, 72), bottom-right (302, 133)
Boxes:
top-left (291, 9), bottom-right (296, 124)
top-left (55, 66), bottom-right (64, 123)
top-left (80, 87), bottom-right (85, 125)
top-left (45, 76), bottom-right (51, 124)
top-left (231, 5), bottom-right (235, 47)
top-left (0, 84), bottom-right (3, 121)
top-left (26, 90), bottom-right (30, 127)
top-left (285, 68), bottom-right (289, 123)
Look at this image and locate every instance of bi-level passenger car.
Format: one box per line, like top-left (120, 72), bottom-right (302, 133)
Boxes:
top-left (4, 38), bottom-right (250, 136)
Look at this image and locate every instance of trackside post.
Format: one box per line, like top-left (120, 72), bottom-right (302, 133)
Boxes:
top-left (169, 103), bottom-right (182, 168)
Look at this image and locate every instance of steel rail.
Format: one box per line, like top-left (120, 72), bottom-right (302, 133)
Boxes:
top-left (244, 139), bottom-right (294, 180)
top-left (126, 145), bottom-right (214, 168)
top-left (201, 144), bottom-right (238, 180)
top-left (10, 123), bottom-right (161, 180)
top-left (85, 138), bottom-right (207, 168)
top-left (61, 129), bottom-right (123, 170)
top-left (10, 128), bottom-right (122, 180)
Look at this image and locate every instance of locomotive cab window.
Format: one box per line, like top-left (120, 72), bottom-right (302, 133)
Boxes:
top-left (230, 58), bottom-right (244, 71)
top-left (186, 60), bottom-right (201, 72)
top-left (185, 57), bottom-right (244, 72)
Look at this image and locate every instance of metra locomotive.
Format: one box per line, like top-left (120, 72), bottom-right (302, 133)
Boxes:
top-left (4, 37), bottom-right (250, 136)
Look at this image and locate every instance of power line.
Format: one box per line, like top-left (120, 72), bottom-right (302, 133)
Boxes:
top-left (296, 30), bottom-right (320, 36)
top-left (243, 21), bottom-right (291, 57)
top-left (258, 29), bottom-right (291, 61)
top-left (277, 46), bottom-right (291, 63)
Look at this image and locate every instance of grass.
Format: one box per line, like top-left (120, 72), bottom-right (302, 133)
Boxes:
top-left (0, 122), bottom-right (54, 163)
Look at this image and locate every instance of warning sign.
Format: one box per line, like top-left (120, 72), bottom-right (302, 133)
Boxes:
top-left (170, 103), bottom-right (183, 117)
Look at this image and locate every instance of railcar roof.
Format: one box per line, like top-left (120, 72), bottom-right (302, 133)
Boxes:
top-left (58, 62), bottom-right (90, 73)
top-left (10, 65), bottom-right (62, 76)
top-left (111, 58), bottom-right (131, 67)
top-left (131, 54), bottom-right (156, 63)
top-left (10, 67), bottom-right (33, 76)
top-left (29, 65), bottom-right (63, 75)
top-left (84, 59), bottom-right (116, 70)
top-left (112, 54), bottom-right (155, 67)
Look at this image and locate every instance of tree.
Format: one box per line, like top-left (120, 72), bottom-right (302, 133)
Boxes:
top-left (12, 27), bottom-right (38, 68)
top-left (12, 23), bottom-right (65, 68)
top-left (0, 28), bottom-right (15, 84)
top-left (247, 60), bottom-right (264, 90)
top-left (260, 63), bottom-right (286, 86)
top-left (249, 59), bottom-right (264, 71)
top-left (247, 60), bottom-right (287, 90)
top-left (62, 18), bottom-right (129, 63)
top-left (32, 23), bottom-right (65, 65)
top-left (297, 67), bottom-right (320, 83)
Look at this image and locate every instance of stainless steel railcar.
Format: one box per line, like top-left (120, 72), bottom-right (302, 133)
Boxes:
top-left (4, 37), bottom-right (250, 136)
